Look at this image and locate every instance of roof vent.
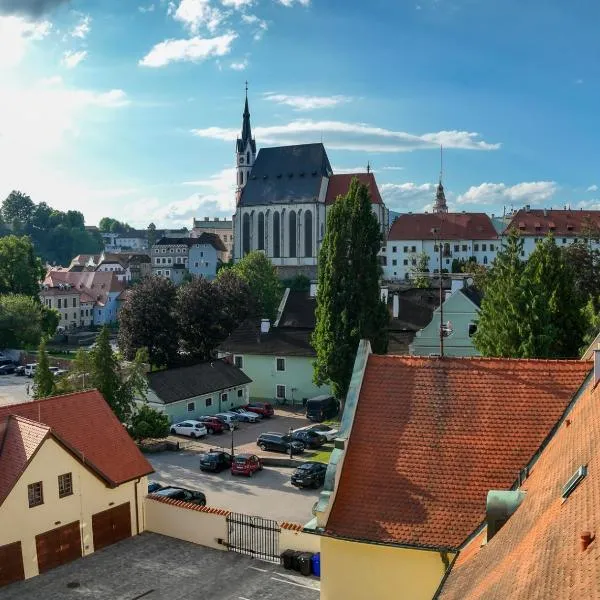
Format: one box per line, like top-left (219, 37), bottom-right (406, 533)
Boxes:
top-left (277, 174), bottom-right (282, 179)
top-left (263, 175), bottom-right (268, 179)
top-left (562, 465), bottom-right (587, 499)
top-left (299, 171), bottom-right (305, 177)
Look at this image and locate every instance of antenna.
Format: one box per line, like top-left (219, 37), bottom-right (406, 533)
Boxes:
top-left (245, 80), bottom-right (248, 96)
top-left (367, 161), bottom-right (371, 174)
top-left (439, 144), bottom-right (443, 183)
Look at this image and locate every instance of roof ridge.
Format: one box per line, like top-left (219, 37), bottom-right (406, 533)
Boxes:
top-left (382, 355), bottom-right (590, 365)
top-left (3, 388), bottom-right (100, 410)
top-left (9, 414), bottom-right (51, 430)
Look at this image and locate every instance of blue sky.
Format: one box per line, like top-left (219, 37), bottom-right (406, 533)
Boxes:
top-left (1, 0), bottom-right (599, 228)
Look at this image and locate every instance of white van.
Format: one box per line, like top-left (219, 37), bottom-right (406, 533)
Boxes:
top-left (25, 363), bottom-right (37, 378)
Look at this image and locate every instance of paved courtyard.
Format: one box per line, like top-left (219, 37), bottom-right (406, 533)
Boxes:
top-left (0, 533), bottom-right (320, 600)
top-left (0, 374), bottom-right (30, 406)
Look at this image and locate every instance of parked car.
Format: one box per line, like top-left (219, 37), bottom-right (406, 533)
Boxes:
top-left (291, 462), bottom-right (328, 489)
top-left (230, 408), bottom-right (262, 423)
top-left (197, 416), bottom-right (226, 434)
top-left (49, 367), bottom-right (67, 378)
top-left (306, 395), bottom-right (339, 422)
top-left (169, 420), bottom-right (208, 438)
top-left (25, 363), bottom-right (37, 378)
top-left (148, 482), bottom-right (165, 493)
top-left (0, 364), bottom-right (16, 375)
top-left (295, 423), bottom-right (340, 442)
top-left (214, 413), bottom-right (239, 429)
top-left (231, 453), bottom-right (263, 477)
top-left (199, 450), bottom-right (232, 472)
top-left (14, 365), bottom-right (26, 376)
top-left (256, 433), bottom-right (305, 455)
top-left (154, 487), bottom-right (206, 506)
top-left (244, 402), bottom-right (275, 418)
top-left (291, 430), bottom-right (327, 449)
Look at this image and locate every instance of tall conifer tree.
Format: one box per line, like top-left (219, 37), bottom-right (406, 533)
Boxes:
top-left (33, 339), bottom-right (56, 399)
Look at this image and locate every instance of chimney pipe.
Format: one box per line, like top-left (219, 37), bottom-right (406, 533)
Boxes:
top-left (580, 531), bottom-right (594, 552)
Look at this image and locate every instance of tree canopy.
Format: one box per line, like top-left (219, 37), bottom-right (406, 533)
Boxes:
top-left (0, 235), bottom-right (44, 297)
top-left (313, 177), bottom-right (389, 399)
top-left (99, 217), bottom-right (134, 233)
top-left (33, 339), bottom-right (56, 399)
top-left (0, 294), bottom-right (59, 349)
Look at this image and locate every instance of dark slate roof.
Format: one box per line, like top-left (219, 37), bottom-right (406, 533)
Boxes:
top-left (388, 288), bottom-right (440, 332)
top-left (148, 360), bottom-right (252, 404)
top-left (154, 237), bottom-right (192, 246)
top-left (154, 233), bottom-right (226, 252)
top-left (237, 96), bottom-right (256, 154)
top-left (239, 143), bottom-right (333, 207)
top-left (459, 286), bottom-right (483, 308)
top-left (278, 290), bottom-right (316, 329)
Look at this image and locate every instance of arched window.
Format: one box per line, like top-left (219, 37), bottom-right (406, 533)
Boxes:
top-left (304, 210), bottom-right (313, 257)
top-left (289, 211), bottom-right (297, 258)
top-left (483, 255), bottom-right (488, 265)
top-left (246, 151), bottom-right (250, 163)
top-left (273, 212), bottom-right (280, 258)
top-left (258, 213), bottom-right (265, 251)
top-left (242, 213), bottom-right (250, 256)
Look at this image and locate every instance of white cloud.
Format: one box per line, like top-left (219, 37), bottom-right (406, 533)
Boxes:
top-left (62, 49), bottom-right (87, 68)
top-left (575, 198), bottom-right (600, 210)
top-left (71, 14), bottom-right (91, 39)
top-left (192, 120), bottom-right (500, 152)
top-left (587, 185), bottom-right (598, 192)
top-left (0, 16), bottom-right (51, 69)
top-left (138, 3), bottom-right (156, 12)
top-left (264, 93), bottom-right (352, 111)
top-left (230, 58), bottom-right (248, 70)
top-left (380, 182), bottom-right (436, 211)
top-left (275, 0), bottom-right (310, 6)
top-left (456, 181), bottom-right (557, 206)
top-left (381, 166), bottom-right (405, 171)
top-left (333, 166), bottom-right (375, 174)
top-left (221, 0), bottom-right (253, 8)
top-left (241, 12), bottom-right (268, 39)
top-left (170, 0), bottom-right (225, 34)
top-left (139, 32), bottom-right (237, 67)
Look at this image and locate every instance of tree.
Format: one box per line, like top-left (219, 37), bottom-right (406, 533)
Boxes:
top-left (176, 278), bottom-right (223, 361)
top-left (473, 231), bottom-right (526, 357)
top-left (0, 294), bottom-right (59, 349)
top-left (213, 270), bottom-right (252, 338)
top-left (147, 222), bottom-right (158, 247)
top-left (99, 217), bottom-right (133, 233)
top-left (563, 241), bottom-right (600, 310)
top-left (410, 251), bottom-right (430, 288)
top-left (0, 235), bottom-right (44, 296)
top-left (313, 178), bottom-right (389, 399)
top-left (2, 191), bottom-right (34, 224)
top-left (33, 339), bottom-right (56, 399)
top-left (118, 277), bottom-right (179, 367)
top-left (231, 251), bottom-right (282, 320)
top-left (91, 327), bottom-right (124, 416)
top-left (129, 404), bottom-right (170, 441)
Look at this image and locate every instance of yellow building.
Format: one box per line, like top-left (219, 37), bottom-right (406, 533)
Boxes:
top-left (0, 390), bottom-right (153, 587)
top-left (307, 340), bottom-right (591, 600)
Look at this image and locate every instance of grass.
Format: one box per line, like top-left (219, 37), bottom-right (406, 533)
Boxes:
top-left (305, 447), bottom-right (333, 464)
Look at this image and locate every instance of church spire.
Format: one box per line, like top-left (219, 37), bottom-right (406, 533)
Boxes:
top-left (433, 145), bottom-right (448, 214)
top-left (236, 82), bottom-right (257, 200)
top-left (241, 80), bottom-right (252, 145)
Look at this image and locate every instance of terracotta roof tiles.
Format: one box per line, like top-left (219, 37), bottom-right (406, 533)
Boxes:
top-left (325, 355), bottom-right (591, 550)
top-left (325, 173), bottom-right (383, 205)
top-left (506, 209), bottom-right (600, 237)
top-left (388, 213), bottom-right (498, 241)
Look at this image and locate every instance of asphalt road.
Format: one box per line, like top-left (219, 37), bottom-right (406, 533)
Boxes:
top-left (0, 373), bottom-right (31, 406)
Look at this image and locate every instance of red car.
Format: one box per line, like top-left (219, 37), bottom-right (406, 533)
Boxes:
top-left (197, 416), bottom-right (225, 434)
top-left (244, 402), bottom-right (275, 418)
top-left (231, 453), bottom-right (263, 477)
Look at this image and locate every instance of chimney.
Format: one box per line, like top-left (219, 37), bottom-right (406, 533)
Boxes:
top-left (594, 350), bottom-right (600, 386)
top-left (581, 532), bottom-right (594, 552)
top-left (309, 282), bottom-right (318, 298)
top-left (261, 319), bottom-right (270, 334)
top-left (486, 490), bottom-right (526, 541)
top-left (392, 294), bottom-right (399, 319)
top-left (525, 204), bottom-right (531, 212)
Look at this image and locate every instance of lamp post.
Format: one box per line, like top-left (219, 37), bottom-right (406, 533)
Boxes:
top-left (288, 426), bottom-right (294, 459)
top-left (230, 422), bottom-right (235, 458)
top-left (431, 227), bottom-right (445, 358)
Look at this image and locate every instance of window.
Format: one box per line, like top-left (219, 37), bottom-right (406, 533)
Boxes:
top-left (205, 397), bottom-right (212, 407)
top-left (221, 393), bottom-right (228, 402)
top-left (57, 299), bottom-right (62, 309)
top-left (195, 262), bottom-right (199, 268)
top-left (468, 323), bottom-right (477, 337)
top-left (289, 211), bottom-right (297, 258)
top-left (403, 259), bottom-right (408, 265)
top-left (574, 238), bottom-right (579, 243)
top-left (273, 212), bottom-right (280, 258)
top-left (563, 238), bottom-right (567, 244)
top-left (73, 313), bottom-right (77, 320)
top-left (187, 401), bottom-right (195, 412)
top-left (445, 259), bottom-right (450, 265)
top-left (411, 246), bottom-right (416, 252)
top-left (276, 358), bottom-right (286, 372)
top-left (483, 256), bottom-right (488, 265)
top-left (392, 259), bottom-right (397, 266)
top-left (237, 389), bottom-right (243, 398)
top-left (412, 259), bottom-right (417, 266)
top-left (28, 482), bottom-right (43, 507)
top-left (242, 213), bottom-right (251, 256)
top-left (234, 355), bottom-right (243, 369)
top-left (72, 298), bottom-right (76, 307)
top-left (462, 244), bottom-right (467, 251)
top-left (63, 313), bottom-right (67, 320)
top-left (490, 244), bottom-right (495, 251)
top-left (521, 251), bottom-right (525, 257)
top-left (392, 246), bottom-right (397, 253)
top-left (305, 210), bottom-right (313, 258)
top-left (276, 385), bottom-right (286, 399)
top-left (157, 270), bottom-right (162, 275)
top-left (165, 270), bottom-right (170, 276)
top-left (403, 246), bottom-right (408, 253)
top-left (81, 310), bottom-right (84, 317)
top-left (474, 244), bottom-right (479, 251)
top-left (167, 257), bottom-right (172, 264)
top-left (58, 473), bottom-right (73, 498)
top-left (482, 244), bottom-right (487, 251)
top-left (454, 245), bottom-right (459, 252)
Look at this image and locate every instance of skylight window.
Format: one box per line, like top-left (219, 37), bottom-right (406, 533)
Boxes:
top-left (562, 465), bottom-right (587, 499)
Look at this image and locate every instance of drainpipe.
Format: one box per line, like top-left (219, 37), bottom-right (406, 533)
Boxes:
top-left (134, 478), bottom-right (141, 534)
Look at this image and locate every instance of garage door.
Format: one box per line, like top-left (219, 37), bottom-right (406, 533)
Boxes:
top-left (0, 542), bottom-right (25, 587)
top-left (35, 521), bottom-right (82, 574)
top-left (92, 502), bottom-right (132, 552)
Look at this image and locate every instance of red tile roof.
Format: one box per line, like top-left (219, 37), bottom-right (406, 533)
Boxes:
top-left (0, 391), bottom-right (153, 490)
top-left (325, 355), bottom-right (591, 550)
top-left (505, 209), bottom-right (600, 236)
top-left (44, 270), bottom-right (124, 307)
top-left (325, 173), bottom-right (384, 205)
top-left (438, 372), bottom-right (600, 600)
top-left (388, 213), bottom-right (498, 241)
top-left (0, 416), bottom-right (50, 505)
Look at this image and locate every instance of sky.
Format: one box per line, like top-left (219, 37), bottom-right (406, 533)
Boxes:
top-left (0, 0), bottom-right (599, 228)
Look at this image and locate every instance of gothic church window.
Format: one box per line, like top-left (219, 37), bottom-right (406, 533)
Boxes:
top-left (273, 212), bottom-right (280, 258)
top-left (258, 213), bottom-right (265, 251)
top-left (242, 213), bottom-right (250, 256)
top-left (304, 210), bottom-right (313, 257)
top-left (289, 211), bottom-right (297, 258)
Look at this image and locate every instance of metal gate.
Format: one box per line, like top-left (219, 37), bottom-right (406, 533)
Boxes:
top-left (226, 513), bottom-right (280, 563)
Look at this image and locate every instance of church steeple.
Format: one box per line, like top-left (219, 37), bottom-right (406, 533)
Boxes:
top-left (236, 82), bottom-right (256, 199)
top-left (433, 145), bottom-right (448, 214)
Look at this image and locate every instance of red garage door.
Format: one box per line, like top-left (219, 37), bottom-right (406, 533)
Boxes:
top-left (35, 521), bottom-right (82, 574)
top-left (92, 502), bottom-right (132, 552)
top-left (0, 542), bottom-right (25, 587)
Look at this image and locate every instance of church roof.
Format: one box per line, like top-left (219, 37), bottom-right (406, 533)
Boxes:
top-left (239, 143), bottom-right (333, 207)
top-left (325, 173), bottom-right (384, 205)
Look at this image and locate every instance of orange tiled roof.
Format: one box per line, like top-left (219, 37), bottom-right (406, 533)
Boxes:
top-left (438, 371), bottom-right (600, 600)
top-left (325, 173), bottom-right (384, 205)
top-left (388, 212), bottom-right (497, 241)
top-left (0, 391), bottom-right (153, 490)
top-left (325, 355), bottom-right (591, 550)
top-left (505, 209), bottom-right (600, 237)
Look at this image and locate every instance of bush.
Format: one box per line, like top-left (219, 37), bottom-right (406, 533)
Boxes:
top-left (129, 404), bottom-right (170, 441)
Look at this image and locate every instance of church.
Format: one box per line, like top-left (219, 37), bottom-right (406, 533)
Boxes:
top-left (232, 92), bottom-right (389, 278)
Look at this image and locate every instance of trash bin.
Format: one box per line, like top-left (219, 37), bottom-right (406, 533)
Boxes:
top-left (295, 552), bottom-right (313, 576)
top-left (311, 552), bottom-right (321, 577)
top-left (281, 549), bottom-right (299, 570)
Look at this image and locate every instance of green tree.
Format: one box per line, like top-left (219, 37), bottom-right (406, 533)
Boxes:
top-left (147, 222), bottom-right (157, 247)
top-left (563, 241), bottom-right (600, 310)
top-left (33, 339), bottom-right (56, 399)
top-left (91, 327), bottom-right (124, 415)
top-left (0, 235), bottom-right (44, 296)
top-left (99, 217), bottom-right (133, 233)
top-left (0, 294), bottom-right (59, 348)
top-left (2, 191), bottom-right (35, 224)
top-left (128, 404), bottom-right (170, 441)
top-left (118, 277), bottom-right (179, 367)
top-left (313, 177), bottom-right (389, 400)
top-left (473, 230), bottom-right (525, 357)
top-left (231, 251), bottom-right (282, 320)
top-left (213, 270), bottom-right (252, 338)
top-left (410, 251), bottom-right (430, 288)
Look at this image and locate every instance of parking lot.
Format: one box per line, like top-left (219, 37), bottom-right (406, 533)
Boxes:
top-left (149, 409), bottom-right (325, 524)
top-left (0, 373), bottom-right (31, 406)
top-left (0, 532), bottom-right (320, 600)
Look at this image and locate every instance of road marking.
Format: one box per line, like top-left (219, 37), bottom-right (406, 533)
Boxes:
top-left (271, 577), bottom-right (320, 591)
top-left (247, 565), bottom-right (269, 573)
top-left (239, 597), bottom-right (252, 600)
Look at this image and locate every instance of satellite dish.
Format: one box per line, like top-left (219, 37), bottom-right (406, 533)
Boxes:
top-left (466, 277), bottom-right (474, 286)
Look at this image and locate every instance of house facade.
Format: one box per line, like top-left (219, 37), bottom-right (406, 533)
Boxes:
top-left (0, 391), bottom-right (153, 586)
top-left (145, 360), bottom-right (252, 423)
top-left (192, 217), bottom-right (233, 263)
top-left (95, 254), bottom-right (132, 282)
top-left (410, 282), bottom-right (482, 357)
